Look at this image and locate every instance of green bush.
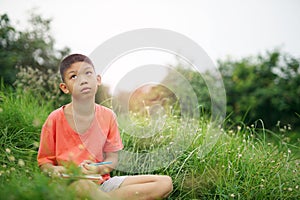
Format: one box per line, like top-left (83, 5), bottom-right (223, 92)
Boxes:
top-left (218, 50), bottom-right (300, 130)
top-left (13, 66), bottom-right (70, 108)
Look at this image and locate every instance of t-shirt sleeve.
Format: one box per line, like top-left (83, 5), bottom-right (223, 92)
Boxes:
top-left (37, 115), bottom-right (57, 166)
top-left (103, 111), bottom-right (123, 152)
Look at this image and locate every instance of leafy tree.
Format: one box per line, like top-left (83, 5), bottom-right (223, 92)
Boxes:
top-left (161, 66), bottom-right (211, 117)
top-left (0, 14), bottom-right (18, 85)
top-left (157, 50), bottom-right (300, 130)
top-left (0, 13), bottom-right (70, 85)
top-left (218, 50), bottom-right (300, 129)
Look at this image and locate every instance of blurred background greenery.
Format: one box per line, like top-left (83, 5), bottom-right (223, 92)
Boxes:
top-left (1, 12), bottom-right (299, 137)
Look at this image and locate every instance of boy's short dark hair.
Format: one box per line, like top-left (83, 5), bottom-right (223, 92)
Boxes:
top-left (60, 54), bottom-right (94, 82)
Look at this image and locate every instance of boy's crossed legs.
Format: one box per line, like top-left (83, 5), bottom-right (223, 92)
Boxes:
top-left (70, 175), bottom-right (173, 200)
top-left (109, 175), bottom-right (173, 200)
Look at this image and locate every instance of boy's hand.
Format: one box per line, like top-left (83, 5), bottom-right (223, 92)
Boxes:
top-left (41, 164), bottom-right (66, 177)
top-left (80, 160), bottom-right (110, 175)
top-left (80, 160), bottom-right (99, 175)
top-left (51, 166), bottom-right (66, 177)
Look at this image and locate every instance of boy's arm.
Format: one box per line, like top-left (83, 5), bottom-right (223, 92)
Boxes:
top-left (99, 151), bottom-right (118, 174)
top-left (37, 116), bottom-right (57, 167)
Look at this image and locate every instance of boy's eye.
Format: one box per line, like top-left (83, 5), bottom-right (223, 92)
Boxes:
top-left (86, 71), bottom-right (93, 75)
top-left (70, 75), bottom-right (77, 79)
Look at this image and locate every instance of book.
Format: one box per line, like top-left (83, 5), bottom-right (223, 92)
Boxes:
top-left (61, 173), bottom-right (103, 180)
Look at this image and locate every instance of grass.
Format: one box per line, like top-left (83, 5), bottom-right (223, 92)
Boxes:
top-left (0, 86), bottom-right (299, 199)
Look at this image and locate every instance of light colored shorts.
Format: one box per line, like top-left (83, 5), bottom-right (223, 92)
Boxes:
top-left (100, 176), bottom-right (128, 192)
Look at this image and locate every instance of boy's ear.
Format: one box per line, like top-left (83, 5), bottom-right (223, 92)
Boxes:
top-left (96, 75), bottom-right (101, 86)
top-left (59, 83), bottom-right (69, 94)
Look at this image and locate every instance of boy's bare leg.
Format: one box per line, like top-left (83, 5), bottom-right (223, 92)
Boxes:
top-left (69, 179), bottom-right (113, 200)
top-left (109, 175), bottom-right (173, 200)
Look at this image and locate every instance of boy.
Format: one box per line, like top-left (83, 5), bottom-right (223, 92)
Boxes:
top-left (37, 54), bottom-right (173, 199)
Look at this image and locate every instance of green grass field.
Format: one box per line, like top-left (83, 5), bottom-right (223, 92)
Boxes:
top-left (0, 87), bottom-right (299, 199)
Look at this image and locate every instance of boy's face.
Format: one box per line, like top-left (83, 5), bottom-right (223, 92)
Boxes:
top-left (59, 62), bottom-right (101, 99)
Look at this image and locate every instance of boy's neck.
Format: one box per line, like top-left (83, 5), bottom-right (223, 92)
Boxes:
top-left (71, 97), bottom-right (95, 116)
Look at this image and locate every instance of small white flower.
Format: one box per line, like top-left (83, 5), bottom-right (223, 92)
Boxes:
top-left (8, 155), bottom-right (15, 162)
top-left (18, 159), bottom-right (25, 167)
top-left (33, 141), bottom-right (39, 148)
top-left (5, 148), bottom-right (11, 154)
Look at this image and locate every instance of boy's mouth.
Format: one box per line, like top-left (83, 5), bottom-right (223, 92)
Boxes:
top-left (81, 87), bottom-right (91, 93)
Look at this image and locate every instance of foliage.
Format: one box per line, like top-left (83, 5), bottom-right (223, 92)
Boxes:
top-left (0, 172), bottom-right (76, 200)
top-left (128, 84), bottom-right (177, 115)
top-left (160, 50), bottom-right (300, 130)
top-left (0, 13), bottom-right (70, 85)
top-left (13, 66), bottom-right (70, 108)
top-left (115, 113), bottom-right (300, 199)
top-left (0, 86), bottom-right (299, 199)
top-left (0, 82), bottom-right (52, 133)
top-left (122, 65), bottom-right (212, 119)
top-left (218, 50), bottom-right (300, 129)
top-left (162, 66), bottom-right (212, 115)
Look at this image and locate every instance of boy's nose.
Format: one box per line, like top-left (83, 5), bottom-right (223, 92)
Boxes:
top-left (79, 76), bottom-right (88, 85)
top-left (80, 79), bottom-right (88, 85)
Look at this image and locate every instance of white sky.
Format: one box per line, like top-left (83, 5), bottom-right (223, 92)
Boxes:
top-left (1, 0), bottom-right (300, 92)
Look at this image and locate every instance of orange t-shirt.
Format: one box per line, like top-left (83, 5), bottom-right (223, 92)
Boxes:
top-left (37, 104), bottom-right (123, 170)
